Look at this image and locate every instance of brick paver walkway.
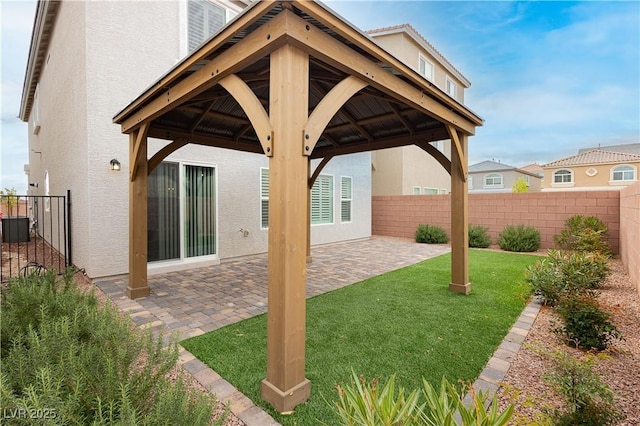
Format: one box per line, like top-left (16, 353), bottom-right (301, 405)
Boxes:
top-left (95, 236), bottom-right (450, 425)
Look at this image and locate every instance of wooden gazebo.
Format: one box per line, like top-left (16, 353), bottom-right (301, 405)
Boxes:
top-left (114, 0), bottom-right (482, 413)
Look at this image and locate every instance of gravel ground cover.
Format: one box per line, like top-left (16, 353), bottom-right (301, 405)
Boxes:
top-left (497, 259), bottom-right (640, 425)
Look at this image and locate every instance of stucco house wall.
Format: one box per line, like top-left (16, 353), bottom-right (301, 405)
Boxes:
top-left (26, 1), bottom-right (90, 266)
top-left (469, 169), bottom-right (542, 193)
top-left (371, 31), bottom-right (465, 103)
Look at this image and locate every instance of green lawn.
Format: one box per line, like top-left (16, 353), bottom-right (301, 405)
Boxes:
top-left (182, 250), bottom-right (538, 425)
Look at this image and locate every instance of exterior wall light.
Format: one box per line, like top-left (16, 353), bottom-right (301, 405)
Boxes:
top-left (110, 159), bottom-right (121, 171)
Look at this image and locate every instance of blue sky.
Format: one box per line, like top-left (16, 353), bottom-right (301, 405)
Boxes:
top-left (1, 1), bottom-right (639, 194)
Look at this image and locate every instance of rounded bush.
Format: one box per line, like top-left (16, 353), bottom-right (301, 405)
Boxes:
top-left (497, 224), bottom-right (540, 252)
top-left (555, 294), bottom-right (621, 351)
top-left (415, 224), bottom-right (449, 244)
top-left (468, 224), bottom-right (491, 248)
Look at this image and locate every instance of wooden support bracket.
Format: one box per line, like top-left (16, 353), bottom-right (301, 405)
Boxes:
top-left (219, 74), bottom-right (274, 156)
top-left (446, 124), bottom-right (467, 182)
top-left (303, 76), bottom-right (367, 155)
top-left (130, 122), bottom-right (149, 182)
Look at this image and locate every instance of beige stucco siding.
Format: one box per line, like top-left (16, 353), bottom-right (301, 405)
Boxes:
top-left (401, 144), bottom-right (451, 194)
top-left (27, 1), bottom-right (90, 269)
top-left (544, 163), bottom-right (640, 191)
top-left (371, 32), bottom-right (465, 103)
top-left (84, 1), bottom-right (182, 277)
top-left (469, 170), bottom-right (542, 193)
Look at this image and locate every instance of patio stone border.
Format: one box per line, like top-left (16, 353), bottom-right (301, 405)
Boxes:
top-left (463, 297), bottom-right (543, 407)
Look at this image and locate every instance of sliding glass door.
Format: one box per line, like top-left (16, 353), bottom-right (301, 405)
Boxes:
top-left (184, 165), bottom-right (216, 258)
top-left (148, 162), bottom-right (180, 262)
top-left (147, 162), bottom-right (216, 263)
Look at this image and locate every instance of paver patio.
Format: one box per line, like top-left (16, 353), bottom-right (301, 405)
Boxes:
top-left (96, 236), bottom-right (450, 340)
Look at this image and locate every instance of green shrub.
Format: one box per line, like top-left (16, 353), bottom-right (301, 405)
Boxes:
top-left (497, 225), bottom-right (540, 252)
top-left (554, 215), bottom-right (612, 257)
top-left (526, 249), bottom-right (610, 306)
top-left (540, 349), bottom-right (623, 425)
top-left (0, 271), bottom-right (223, 425)
top-left (468, 224), bottom-right (491, 248)
top-left (415, 224), bottom-right (449, 244)
top-left (333, 372), bottom-right (513, 426)
top-left (555, 294), bottom-right (621, 351)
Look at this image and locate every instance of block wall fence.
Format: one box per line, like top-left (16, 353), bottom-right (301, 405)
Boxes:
top-left (372, 191), bottom-right (621, 253)
top-left (619, 181), bottom-right (640, 293)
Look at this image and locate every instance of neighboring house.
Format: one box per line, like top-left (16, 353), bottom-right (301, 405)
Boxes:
top-left (367, 24), bottom-right (471, 196)
top-left (578, 143), bottom-right (640, 155)
top-left (468, 160), bottom-right (543, 193)
top-left (19, 0), bottom-right (371, 279)
top-left (542, 148), bottom-right (640, 191)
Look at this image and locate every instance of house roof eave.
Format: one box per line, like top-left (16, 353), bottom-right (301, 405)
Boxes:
top-left (19, 0), bottom-right (60, 122)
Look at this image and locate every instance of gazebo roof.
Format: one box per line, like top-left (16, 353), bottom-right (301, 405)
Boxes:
top-left (113, 0), bottom-right (482, 161)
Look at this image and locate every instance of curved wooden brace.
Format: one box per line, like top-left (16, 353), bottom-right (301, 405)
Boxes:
top-left (130, 122), bottom-right (149, 182)
top-left (415, 141), bottom-right (452, 175)
top-left (446, 124), bottom-right (467, 181)
top-left (309, 155), bottom-right (334, 188)
top-left (147, 139), bottom-right (189, 175)
top-left (304, 76), bottom-right (368, 155)
top-left (219, 74), bottom-right (273, 156)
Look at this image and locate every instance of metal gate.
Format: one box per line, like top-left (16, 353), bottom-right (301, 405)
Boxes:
top-left (1, 190), bottom-right (72, 282)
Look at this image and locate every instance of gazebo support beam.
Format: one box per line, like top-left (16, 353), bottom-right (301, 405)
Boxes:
top-left (261, 44), bottom-right (311, 413)
top-left (128, 125), bottom-right (150, 299)
top-left (449, 132), bottom-right (471, 294)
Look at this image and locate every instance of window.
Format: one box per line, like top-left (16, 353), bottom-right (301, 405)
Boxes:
top-left (32, 84), bottom-right (41, 135)
top-left (418, 55), bottom-right (434, 81)
top-left (423, 187), bottom-right (438, 195)
top-left (439, 188), bottom-right (447, 194)
top-left (611, 165), bottom-right (636, 182)
top-left (430, 140), bottom-right (444, 153)
top-left (340, 176), bottom-right (352, 222)
top-left (468, 176), bottom-right (473, 189)
top-left (311, 175), bottom-right (333, 224)
top-left (261, 171), bottom-right (334, 226)
top-left (553, 169), bottom-right (573, 184)
top-left (445, 76), bottom-right (457, 98)
top-left (188, 0), bottom-right (226, 52)
top-left (484, 173), bottom-right (503, 187)
top-left (413, 186), bottom-right (421, 195)
top-left (260, 168), bottom-right (269, 228)
top-left (44, 170), bottom-right (50, 212)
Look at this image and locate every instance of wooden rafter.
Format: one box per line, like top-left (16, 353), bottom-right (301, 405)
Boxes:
top-left (147, 126), bottom-right (264, 155)
top-left (311, 127), bottom-right (450, 159)
top-left (188, 100), bottom-right (216, 133)
top-left (119, 9), bottom-right (290, 133)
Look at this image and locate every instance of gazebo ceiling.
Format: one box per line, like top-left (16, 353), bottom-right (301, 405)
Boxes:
top-left (114, 0), bottom-right (482, 161)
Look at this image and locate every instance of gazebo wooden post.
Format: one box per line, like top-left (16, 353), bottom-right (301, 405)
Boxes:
top-left (128, 124), bottom-right (150, 299)
top-left (260, 44), bottom-right (312, 412)
top-left (449, 133), bottom-right (471, 294)
top-left (306, 158), bottom-right (312, 263)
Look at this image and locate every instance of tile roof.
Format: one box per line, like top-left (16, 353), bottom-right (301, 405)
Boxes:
top-left (578, 143), bottom-right (639, 155)
top-left (543, 149), bottom-right (640, 168)
top-left (366, 24), bottom-right (469, 87)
